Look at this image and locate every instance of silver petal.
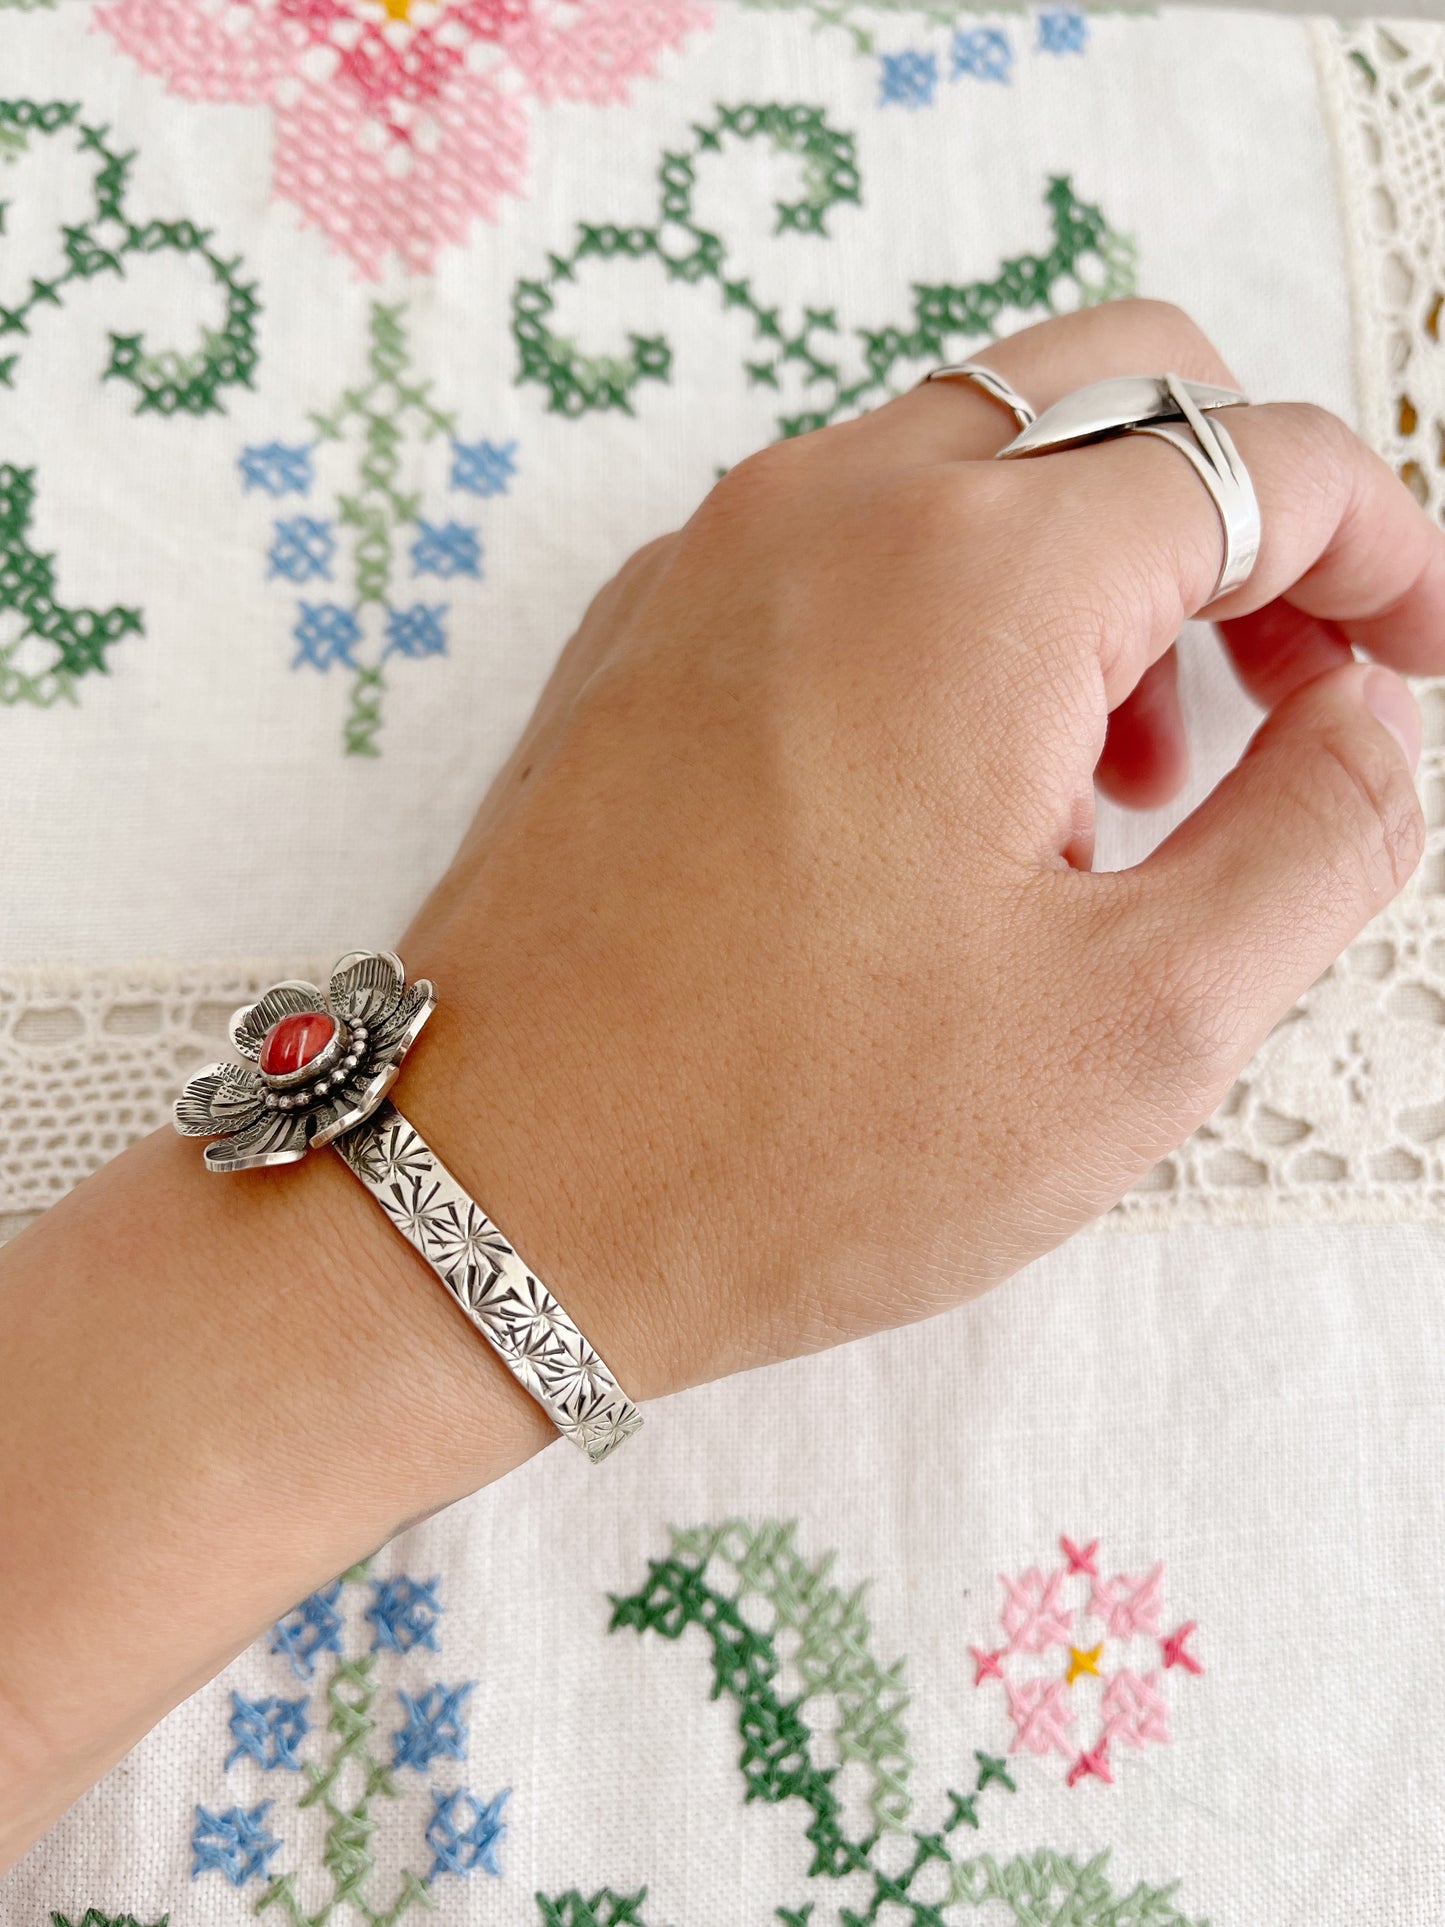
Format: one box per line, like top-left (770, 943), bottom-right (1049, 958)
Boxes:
top-left (328, 951), bottom-right (407, 1029)
top-left (174, 1061), bottom-right (267, 1138)
top-left (309, 1060), bottom-right (401, 1149)
top-left (203, 1108), bottom-right (311, 1173)
top-left (230, 981), bottom-right (328, 1061)
top-left (995, 376), bottom-right (1246, 459)
top-left (370, 980), bottom-right (436, 1060)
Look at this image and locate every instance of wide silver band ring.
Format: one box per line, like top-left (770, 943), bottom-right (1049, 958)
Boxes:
top-left (173, 951), bottom-right (642, 1463)
top-left (990, 370), bottom-right (1262, 602)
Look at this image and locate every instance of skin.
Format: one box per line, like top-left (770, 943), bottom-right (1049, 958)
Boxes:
top-left (2, 299), bottom-right (1443, 1869)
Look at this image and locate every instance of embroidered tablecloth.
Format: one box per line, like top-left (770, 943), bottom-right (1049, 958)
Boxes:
top-left (2, 4), bottom-right (1444, 1923)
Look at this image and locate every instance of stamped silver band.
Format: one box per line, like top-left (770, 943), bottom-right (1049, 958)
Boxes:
top-left (336, 1102), bottom-right (642, 1463)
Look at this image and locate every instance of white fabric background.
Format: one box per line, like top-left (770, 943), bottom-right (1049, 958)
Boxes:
top-left (3, 7), bottom-right (1445, 1925)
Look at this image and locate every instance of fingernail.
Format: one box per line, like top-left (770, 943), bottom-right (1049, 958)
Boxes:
top-left (1363, 666), bottom-right (1422, 774)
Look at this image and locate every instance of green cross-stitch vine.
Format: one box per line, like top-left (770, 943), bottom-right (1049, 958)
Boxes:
top-left (0, 98), bottom-right (258, 704)
top-left (51, 1916), bottom-right (168, 1927)
top-left (305, 303), bottom-right (449, 757)
top-left (590, 1521), bottom-right (1205, 1927)
top-left (536, 1893), bottom-right (657, 1927)
top-left (0, 463), bottom-right (141, 704)
top-left (512, 104), bottom-right (1134, 444)
top-left (254, 1563), bottom-right (434, 1927)
top-left (670, 1520), bottom-right (913, 1834)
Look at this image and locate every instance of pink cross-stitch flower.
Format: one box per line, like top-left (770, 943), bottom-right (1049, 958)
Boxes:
top-left (967, 1537), bottom-right (1203, 1790)
top-left (1101, 1668), bottom-right (1171, 1748)
top-left (95, 0), bottom-right (711, 278)
top-left (1089, 1560), bottom-right (1165, 1639)
top-left (1005, 1677), bottom-right (1075, 1758)
top-left (999, 1566), bottom-right (1073, 1654)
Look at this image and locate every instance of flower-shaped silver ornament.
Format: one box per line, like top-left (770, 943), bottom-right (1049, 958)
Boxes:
top-left (174, 951), bottom-right (436, 1173)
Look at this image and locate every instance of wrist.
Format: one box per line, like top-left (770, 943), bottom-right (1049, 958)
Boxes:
top-left (389, 985), bottom-right (697, 1407)
top-left (0, 1117), bottom-right (550, 1869)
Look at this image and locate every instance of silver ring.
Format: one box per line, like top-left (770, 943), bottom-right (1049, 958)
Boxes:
top-left (173, 950), bottom-right (642, 1463)
top-left (994, 372), bottom-right (1261, 601)
top-left (924, 361), bottom-right (1037, 432)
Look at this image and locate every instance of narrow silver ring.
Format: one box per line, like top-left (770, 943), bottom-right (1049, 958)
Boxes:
top-left (923, 361), bottom-right (1037, 432)
top-left (993, 371), bottom-right (1261, 601)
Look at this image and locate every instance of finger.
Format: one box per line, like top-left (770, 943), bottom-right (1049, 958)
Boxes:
top-left (817, 297), bottom-right (1239, 470)
top-left (1028, 400), bottom-right (1445, 721)
top-left (1091, 660), bottom-right (1424, 1095)
top-left (1215, 600), bottom-right (1354, 710)
top-left (1095, 646), bottom-right (1189, 809)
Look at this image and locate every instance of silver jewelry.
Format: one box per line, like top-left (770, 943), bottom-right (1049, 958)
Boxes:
top-left (924, 361), bottom-right (1037, 432)
top-left (173, 951), bottom-right (642, 1463)
top-left (995, 372), bottom-right (1261, 600)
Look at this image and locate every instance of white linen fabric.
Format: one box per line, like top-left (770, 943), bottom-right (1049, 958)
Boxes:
top-left (2, 6), bottom-right (1444, 1925)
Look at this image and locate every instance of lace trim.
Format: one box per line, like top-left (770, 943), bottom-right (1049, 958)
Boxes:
top-left (4, 23), bottom-right (1445, 1239)
top-left (0, 959), bottom-right (327, 1242)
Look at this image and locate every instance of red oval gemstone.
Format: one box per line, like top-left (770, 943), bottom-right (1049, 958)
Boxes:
top-left (260, 1010), bottom-right (337, 1077)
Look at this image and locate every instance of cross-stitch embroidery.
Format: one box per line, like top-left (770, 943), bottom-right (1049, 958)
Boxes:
top-left (512, 104), bottom-right (1135, 439)
top-left (736, 0), bottom-right (1096, 62)
top-left (969, 1534), bottom-right (1205, 1791)
top-left (189, 1561), bottom-right (507, 1920)
top-left (596, 1520), bottom-right (1206, 1925)
top-left (95, 0), bottom-right (712, 279)
top-left (0, 98), bottom-right (258, 706)
top-left (241, 302), bottom-right (518, 756)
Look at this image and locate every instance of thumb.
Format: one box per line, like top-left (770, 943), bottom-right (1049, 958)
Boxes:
top-left (1105, 660), bottom-right (1424, 1081)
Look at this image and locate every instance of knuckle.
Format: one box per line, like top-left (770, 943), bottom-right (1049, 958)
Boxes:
top-left (1304, 725), bottom-right (1425, 903)
top-left (1075, 882), bottom-right (1251, 1102)
top-left (1266, 400), bottom-right (1354, 494)
top-left (1109, 295), bottom-right (1199, 335)
top-left (1088, 295), bottom-right (1236, 389)
top-left (879, 463), bottom-right (987, 549)
top-left (1128, 931), bottom-right (1250, 1097)
top-left (705, 440), bottom-right (800, 508)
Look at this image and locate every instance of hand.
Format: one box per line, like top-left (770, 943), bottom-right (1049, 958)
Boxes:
top-left (398, 298), bottom-right (1443, 1402)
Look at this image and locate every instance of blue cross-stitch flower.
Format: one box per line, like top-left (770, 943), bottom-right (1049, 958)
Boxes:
top-left (191, 1802), bottom-right (282, 1885)
top-left (384, 603), bottom-right (447, 660)
top-left (225, 1693), bottom-right (311, 1771)
top-left (1037, 7), bottom-right (1088, 54)
top-left (392, 1681), bottom-right (475, 1771)
top-left (426, 1786), bottom-right (510, 1879)
top-left (269, 1580), bottom-right (345, 1677)
top-left (239, 442), bottom-right (313, 497)
top-left (268, 516), bottom-right (334, 583)
top-left (291, 604), bottom-right (362, 672)
top-left (366, 1575), bottom-right (443, 1655)
top-left (450, 438), bottom-right (517, 497)
top-left (411, 520), bottom-right (482, 579)
top-left (877, 49), bottom-right (938, 109)
top-left (951, 26), bottom-right (1013, 82)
